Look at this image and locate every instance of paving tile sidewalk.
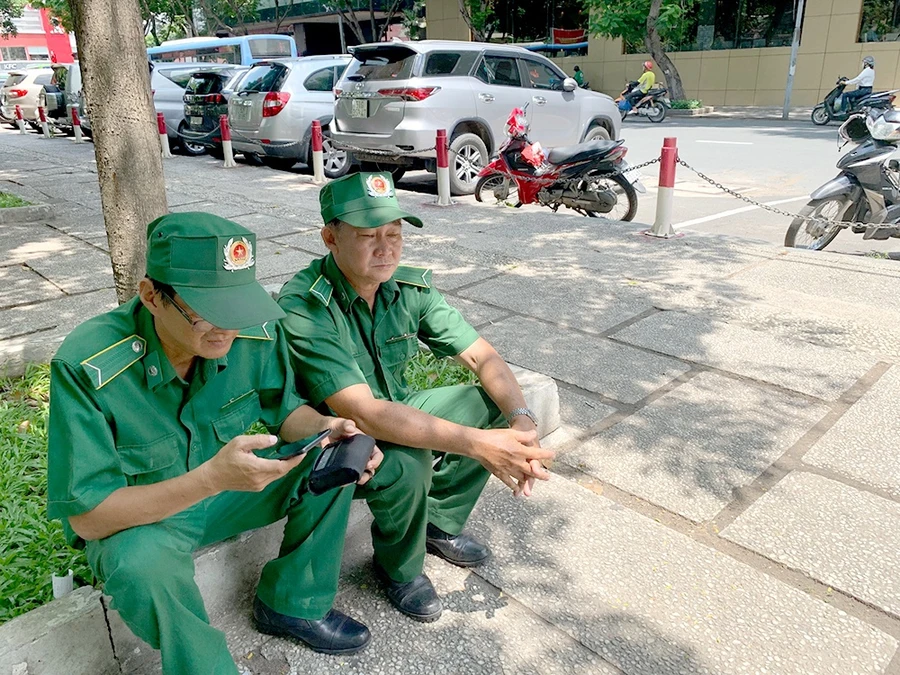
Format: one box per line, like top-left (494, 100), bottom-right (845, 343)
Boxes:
top-left (2, 128), bottom-right (900, 674)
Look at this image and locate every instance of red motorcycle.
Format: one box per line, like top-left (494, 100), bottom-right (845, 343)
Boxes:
top-left (474, 107), bottom-right (641, 220)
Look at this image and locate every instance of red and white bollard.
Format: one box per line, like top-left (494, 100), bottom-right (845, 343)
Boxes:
top-left (435, 129), bottom-right (451, 206)
top-left (220, 114), bottom-right (236, 168)
top-left (157, 112), bottom-right (172, 158)
top-left (647, 137), bottom-right (678, 238)
top-left (14, 105), bottom-right (26, 134)
top-left (310, 119), bottom-right (325, 184)
top-left (70, 105), bottom-right (83, 143)
top-left (37, 106), bottom-right (51, 139)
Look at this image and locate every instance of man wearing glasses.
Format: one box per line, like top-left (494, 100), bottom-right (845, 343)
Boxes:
top-left (47, 212), bottom-right (381, 675)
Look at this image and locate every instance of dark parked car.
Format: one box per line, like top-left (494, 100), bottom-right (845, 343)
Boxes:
top-left (182, 66), bottom-right (248, 155)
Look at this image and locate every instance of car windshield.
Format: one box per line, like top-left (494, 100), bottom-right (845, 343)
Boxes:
top-left (345, 46), bottom-right (416, 82)
top-left (186, 72), bottom-right (227, 95)
top-left (238, 63), bottom-right (289, 93)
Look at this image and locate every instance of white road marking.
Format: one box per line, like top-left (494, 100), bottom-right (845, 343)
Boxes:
top-left (674, 195), bottom-right (810, 228)
top-left (695, 140), bottom-right (754, 145)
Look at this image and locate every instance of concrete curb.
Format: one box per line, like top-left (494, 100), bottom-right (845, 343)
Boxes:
top-left (668, 106), bottom-right (715, 116)
top-left (0, 203), bottom-right (54, 225)
top-left (0, 367), bottom-right (559, 675)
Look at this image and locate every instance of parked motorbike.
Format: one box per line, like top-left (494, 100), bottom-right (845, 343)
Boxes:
top-left (473, 107), bottom-right (643, 221)
top-left (785, 107), bottom-right (900, 250)
top-left (615, 81), bottom-right (669, 123)
top-left (810, 79), bottom-right (896, 125)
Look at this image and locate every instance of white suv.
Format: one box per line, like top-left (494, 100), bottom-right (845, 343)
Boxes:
top-left (332, 40), bottom-right (621, 195)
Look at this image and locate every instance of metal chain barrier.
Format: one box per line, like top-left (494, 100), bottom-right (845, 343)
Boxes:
top-left (676, 158), bottom-right (884, 235)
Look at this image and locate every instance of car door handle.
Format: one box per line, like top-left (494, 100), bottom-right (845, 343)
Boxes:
top-left (533, 96), bottom-right (547, 105)
top-left (478, 93), bottom-right (495, 102)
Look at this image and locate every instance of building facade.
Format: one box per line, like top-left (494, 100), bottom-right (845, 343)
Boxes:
top-left (0, 7), bottom-right (74, 64)
top-left (424, 0), bottom-right (900, 107)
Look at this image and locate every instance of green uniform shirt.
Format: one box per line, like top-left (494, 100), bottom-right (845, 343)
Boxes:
top-left (277, 254), bottom-right (479, 406)
top-left (47, 297), bottom-right (304, 546)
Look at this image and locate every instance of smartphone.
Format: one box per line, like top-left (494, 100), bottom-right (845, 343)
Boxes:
top-left (277, 429), bottom-right (331, 461)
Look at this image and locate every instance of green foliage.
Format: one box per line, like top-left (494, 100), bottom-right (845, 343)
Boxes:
top-left (0, 364), bottom-right (92, 625)
top-left (585, 0), bottom-right (697, 48)
top-left (404, 350), bottom-right (477, 392)
top-left (401, 0), bottom-right (426, 40)
top-left (670, 98), bottom-right (702, 109)
top-left (0, 0), bottom-right (23, 36)
top-left (29, 0), bottom-right (73, 33)
top-left (0, 193), bottom-right (30, 208)
top-left (458, 0), bottom-right (497, 42)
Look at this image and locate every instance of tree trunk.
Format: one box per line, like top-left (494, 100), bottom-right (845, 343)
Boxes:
top-left (645, 0), bottom-right (686, 101)
top-left (71, 0), bottom-right (168, 304)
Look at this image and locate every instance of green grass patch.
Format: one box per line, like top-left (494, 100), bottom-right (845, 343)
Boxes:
top-left (0, 364), bottom-right (92, 626)
top-left (670, 99), bottom-right (703, 109)
top-left (405, 350), bottom-right (477, 391)
top-left (0, 192), bottom-right (31, 209)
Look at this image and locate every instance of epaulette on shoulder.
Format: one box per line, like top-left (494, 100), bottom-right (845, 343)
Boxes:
top-left (393, 265), bottom-right (432, 289)
top-left (80, 335), bottom-right (146, 390)
top-left (307, 275), bottom-right (334, 307)
top-left (236, 321), bottom-right (274, 341)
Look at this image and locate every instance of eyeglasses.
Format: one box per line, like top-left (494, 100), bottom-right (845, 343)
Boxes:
top-left (160, 290), bottom-right (216, 333)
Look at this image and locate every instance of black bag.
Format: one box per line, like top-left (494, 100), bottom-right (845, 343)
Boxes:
top-left (307, 434), bottom-right (376, 495)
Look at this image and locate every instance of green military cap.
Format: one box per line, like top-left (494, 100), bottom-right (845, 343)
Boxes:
top-left (145, 212), bottom-right (285, 330)
top-left (320, 172), bottom-right (423, 229)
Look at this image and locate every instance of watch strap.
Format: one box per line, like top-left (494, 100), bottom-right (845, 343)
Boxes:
top-left (507, 407), bottom-right (537, 427)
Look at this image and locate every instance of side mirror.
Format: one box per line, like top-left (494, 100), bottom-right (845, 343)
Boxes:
top-left (562, 77), bottom-right (577, 92)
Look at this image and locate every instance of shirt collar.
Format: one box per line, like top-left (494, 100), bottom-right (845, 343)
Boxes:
top-left (323, 254), bottom-right (401, 313)
top-left (135, 302), bottom-right (228, 391)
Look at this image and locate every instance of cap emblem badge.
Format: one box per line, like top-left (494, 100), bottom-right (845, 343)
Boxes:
top-left (223, 236), bottom-right (255, 271)
top-left (366, 174), bottom-right (394, 198)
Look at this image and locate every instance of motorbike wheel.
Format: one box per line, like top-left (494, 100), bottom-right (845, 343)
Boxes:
top-left (647, 103), bottom-right (667, 123)
top-left (783, 197), bottom-right (849, 251)
top-left (581, 171), bottom-right (638, 222)
top-left (811, 105), bottom-right (830, 126)
top-left (474, 172), bottom-right (519, 206)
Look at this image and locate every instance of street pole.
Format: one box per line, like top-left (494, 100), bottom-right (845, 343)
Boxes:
top-left (782, 0), bottom-right (806, 120)
top-left (338, 12), bottom-right (347, 54)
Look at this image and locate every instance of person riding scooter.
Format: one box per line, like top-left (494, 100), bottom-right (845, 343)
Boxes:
top-left (841, 56), bottom-right (875, 112)
top-left (622, 61), bottom-right (656, 109)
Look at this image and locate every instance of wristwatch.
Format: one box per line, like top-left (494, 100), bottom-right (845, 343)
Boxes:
top-left (507, 407), bottom-right (538, 427)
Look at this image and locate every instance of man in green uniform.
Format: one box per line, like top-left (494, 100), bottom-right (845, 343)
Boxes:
top-left (278, 173), bottom-right (555, 623)
top-left (47, 213), bottom-right (382, 675)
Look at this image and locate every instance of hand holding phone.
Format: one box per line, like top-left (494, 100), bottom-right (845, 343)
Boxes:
top-left (277, 429), bottom-right (331, 461)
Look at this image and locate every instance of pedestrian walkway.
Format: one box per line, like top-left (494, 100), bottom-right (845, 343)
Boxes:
top-left (1, 128), bottom-right (899, 674)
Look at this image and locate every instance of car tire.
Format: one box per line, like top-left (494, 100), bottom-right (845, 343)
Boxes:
top-left (360, 161), bottom-right (406, 183)
top-left (178, 122), bottom-right (207, 156)
top-left (584, 125), bottom-right (611, 142)
top-left (316, 130), bottom-right (351, 179)
top-left (449, 132), bottom-right (488, 196)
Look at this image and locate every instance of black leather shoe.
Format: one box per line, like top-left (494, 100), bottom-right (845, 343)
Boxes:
top-left (373, 560), bottom-right (442, 623)
top-left (426, 523), bottom-right (492, 568)
top-left (253, 596), bottom-right (371, 655)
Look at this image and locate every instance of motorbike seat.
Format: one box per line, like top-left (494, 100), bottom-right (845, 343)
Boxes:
top-left (548, 138), bottom-right (623, 165)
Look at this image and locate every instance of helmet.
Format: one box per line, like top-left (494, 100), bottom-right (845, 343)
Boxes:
top-left (863, 55), bottom-right (875, 67)
top-left (643, 61), bottom-right (653, 70)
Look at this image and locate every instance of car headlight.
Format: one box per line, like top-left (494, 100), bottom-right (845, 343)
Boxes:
top-left (866, 115), bottom-right (900, 141)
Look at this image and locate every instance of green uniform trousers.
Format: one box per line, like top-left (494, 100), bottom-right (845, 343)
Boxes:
top-left (85, 448), bottom-right (354, 675)
top-left (356, 384), bottom-right (501, 583)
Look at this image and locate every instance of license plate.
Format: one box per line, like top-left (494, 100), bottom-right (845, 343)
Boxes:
top-left (233, 103), bottom-right (251, 122)
top-left (190, 116), bottom-right (203, 127)
top-left (350, 98), bottom-right (368, 118)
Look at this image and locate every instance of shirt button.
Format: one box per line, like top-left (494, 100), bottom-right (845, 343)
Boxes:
top-left (148, 365), bottom-right (158, 376)
top-left (131, 340), bottom-right (142, 353)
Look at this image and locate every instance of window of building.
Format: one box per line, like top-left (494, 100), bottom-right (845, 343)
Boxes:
top-left (859, 0), bottom-right (900, 42)
top-left (1, 47), bottom-right (28, 60)
top-left (626, 0), bottom-right (802, 53)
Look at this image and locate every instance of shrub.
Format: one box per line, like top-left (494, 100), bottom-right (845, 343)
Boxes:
top-left (670, 99), bottom-right (703, 109)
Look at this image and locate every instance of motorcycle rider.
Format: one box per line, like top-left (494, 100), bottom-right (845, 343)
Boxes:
top-left (623, 61), bottom-right (656, 109)
top-left (841, 56), bottom-right (875, 112)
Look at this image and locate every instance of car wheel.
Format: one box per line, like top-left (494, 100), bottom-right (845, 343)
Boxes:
top-left (449, 132), bottom-right (488, 195)
top-left (318, 130), bottom-right (351, 179)
top-left (584, 126), bottom-right (611, 142)
top-left (178, 122), bottom-right (207, 156)
top-left (360, 161), bottom-right (406, 183)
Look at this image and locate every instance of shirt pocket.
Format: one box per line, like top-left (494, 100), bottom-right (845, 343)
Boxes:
top-left (117, 432), bottom-right (182, 487)
top-left (380, 334), bottom-right (419, 384)
top-left (352, 348), bottom-right (377, 383)
top-left (212, 391), bottom-right (263, 444)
